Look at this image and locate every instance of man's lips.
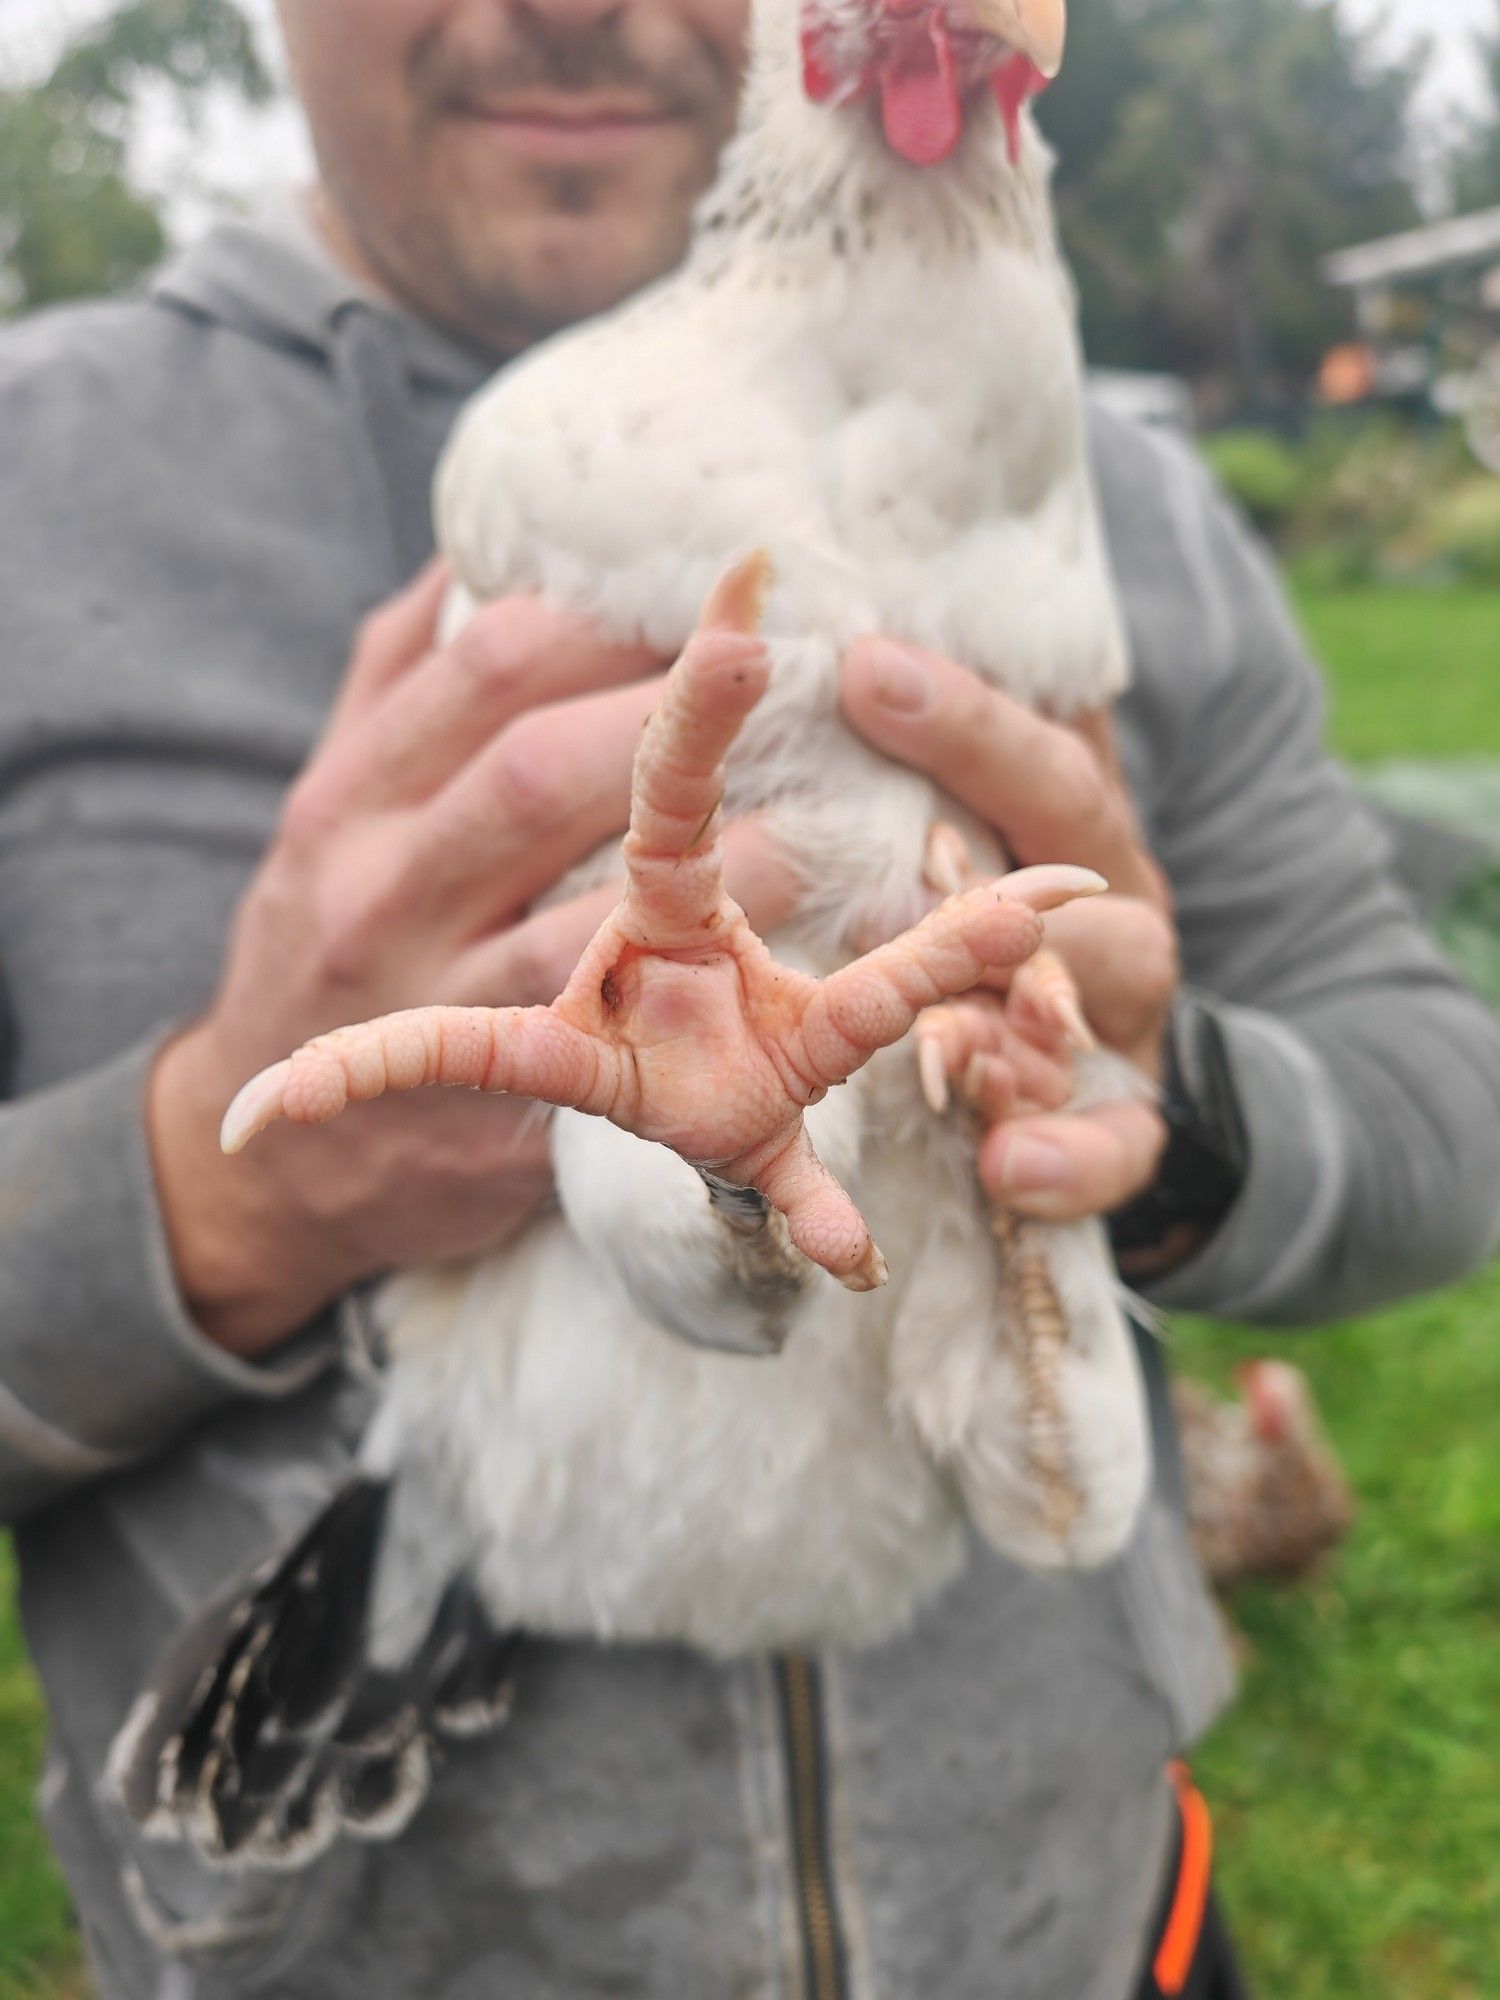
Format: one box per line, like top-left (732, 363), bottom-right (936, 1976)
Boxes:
top-left (451, 95), bottom-right (679, 160)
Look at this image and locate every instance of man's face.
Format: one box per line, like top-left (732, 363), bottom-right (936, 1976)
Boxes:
top-left (275, 0), bottom-right (747, 356)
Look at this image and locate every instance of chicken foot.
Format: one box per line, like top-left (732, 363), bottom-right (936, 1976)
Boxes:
top-left (223, 554), bottom-right (1105, 1295)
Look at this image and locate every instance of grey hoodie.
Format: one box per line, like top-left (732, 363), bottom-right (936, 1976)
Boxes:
top-left (2, 217), bottom-right (1499, 2000)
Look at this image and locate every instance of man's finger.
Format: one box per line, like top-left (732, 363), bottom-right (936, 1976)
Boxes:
top-left (322, 559), bottom-right (452, 744)
top-left (449, 886), bottom-right (626, 1009)
top-left (402, 676), bottom-right (667, 934)
top-left (1038, 896), bottom-right (1180, 1071)
top-left (1071, 705), bottom-right (1127, 785)
top-left (840, 639), bottom-right (1164, 907)
top-left (311, 595), bottom-right (660, 821)
top-left (978, 1100), bottom-right (1167, 1223)
top-left (720, 816), bottom-right (806, 942)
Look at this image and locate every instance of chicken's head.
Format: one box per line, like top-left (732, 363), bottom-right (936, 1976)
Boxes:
top-left (1237, 1360), bottom-right (1318, 1449)
top-left (799, 0), bottom-right (1064, 169)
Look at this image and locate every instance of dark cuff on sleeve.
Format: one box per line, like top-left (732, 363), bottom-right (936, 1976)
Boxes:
top-left (1136, 1000), bottom-right (1350, 1322)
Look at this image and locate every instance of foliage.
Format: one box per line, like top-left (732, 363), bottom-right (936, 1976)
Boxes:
top-left (0, 0), bottom-right (268, 317)
top-left (1408, 477), bottom-right (1500, 585)
top-left (1043, 0), bottom-right (1423, 416)
top-left (1448, 1), bottom-right (1500, 214)
top-left (1201, 428), bottom-right (1306, 531)
top-left (1208, 416), bottom-right (1500, 590)
top-left (1293, 422), bottom-right (1478, 584)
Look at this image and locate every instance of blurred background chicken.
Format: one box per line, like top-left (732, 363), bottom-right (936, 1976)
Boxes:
top-left (1173, 1361), bottom-right (1356, 1590)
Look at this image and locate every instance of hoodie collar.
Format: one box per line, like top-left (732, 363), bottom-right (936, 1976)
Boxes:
top-left (151, 208), bottom-right (498, 581)
top-left (151, 210), bottom-right (494, 399)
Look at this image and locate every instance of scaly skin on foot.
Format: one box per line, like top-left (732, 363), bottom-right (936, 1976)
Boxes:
top-left (223, 556), bottom-right (1105, 1291)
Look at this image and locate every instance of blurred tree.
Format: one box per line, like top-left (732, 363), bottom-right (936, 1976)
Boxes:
top-left (0, 0), bottom-right (269, 317)
top-left (1448, 2), bottom-right (1500, 212)
top-left (1042, 0), bottom-right (1424, 417)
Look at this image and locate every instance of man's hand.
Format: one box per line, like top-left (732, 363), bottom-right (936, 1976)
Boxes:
top-left (149, 564), bottom-right (797, 1359)
top-left (841, 637), bottom-right (1178, 1227)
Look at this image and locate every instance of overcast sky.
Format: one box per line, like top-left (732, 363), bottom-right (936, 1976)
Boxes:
top-left (3, 0), bottom-right (1494, 226)
top-left (1346, 0), bottom-right (1493, 113)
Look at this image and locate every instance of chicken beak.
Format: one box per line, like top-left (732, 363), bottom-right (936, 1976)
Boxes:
top-left (967, 0), bottom-right (1067, 79)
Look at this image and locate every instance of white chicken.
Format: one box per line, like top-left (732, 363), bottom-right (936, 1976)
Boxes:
top-left (112, 0), bottom-right (1157, 1866)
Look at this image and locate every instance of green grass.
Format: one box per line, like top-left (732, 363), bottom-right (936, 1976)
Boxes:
top-left (2, 581), bottom-right (1498, 1996)
top-left (0, 1544), bottom-right (82, 1999)
top-left (1182, 1275), bottom-right (1500, 1999)
top-left (1293, 583), bottom-right (1500, 766)
top-left (1178, 582), bottom-right (1500, 1997)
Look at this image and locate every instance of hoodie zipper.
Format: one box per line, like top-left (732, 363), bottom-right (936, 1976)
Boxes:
top-left (773, 1654), bottom-right (849, 2000)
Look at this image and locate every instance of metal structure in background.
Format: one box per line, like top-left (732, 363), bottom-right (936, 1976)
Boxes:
top-left (1087, 369), bottom-right (1197, 436)
top-left (1322, 206), bottom-right (1500, 471)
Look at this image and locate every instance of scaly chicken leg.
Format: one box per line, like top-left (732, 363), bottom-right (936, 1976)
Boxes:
top-left (222, 554), bottom-right (1104, 1292)
top-left (895, 828), bottom-right (1157, 1560)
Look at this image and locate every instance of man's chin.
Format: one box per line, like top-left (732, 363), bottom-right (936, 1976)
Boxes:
top-left (460, 213), bottom-right (692, 346)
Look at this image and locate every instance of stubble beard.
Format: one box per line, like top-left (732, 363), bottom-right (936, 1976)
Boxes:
top-left (326, 10), bottom-right (741, 356)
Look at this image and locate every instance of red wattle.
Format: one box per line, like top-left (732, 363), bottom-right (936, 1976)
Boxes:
top-left (991, 52), bottom-right (1048, 167)
top-left (879, 11), bottom-right (962, 167)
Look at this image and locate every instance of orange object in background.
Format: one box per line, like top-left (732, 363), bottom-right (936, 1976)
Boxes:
top-left (1319, 342), bottom-right (1377, 405)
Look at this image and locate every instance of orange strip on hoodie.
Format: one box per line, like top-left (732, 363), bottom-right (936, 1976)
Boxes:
top-left (1153, 1762), bottom-right (1214, 1996)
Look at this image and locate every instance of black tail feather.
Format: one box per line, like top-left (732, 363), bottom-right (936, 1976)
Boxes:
top-left (107, 1480), bottom-right (519, 1870)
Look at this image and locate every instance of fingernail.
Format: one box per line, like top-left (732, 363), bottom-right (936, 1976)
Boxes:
top-left (865, 641), bottom-right (932, 715)
top-left (992, 1134), bottom-right (1069, 1193)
